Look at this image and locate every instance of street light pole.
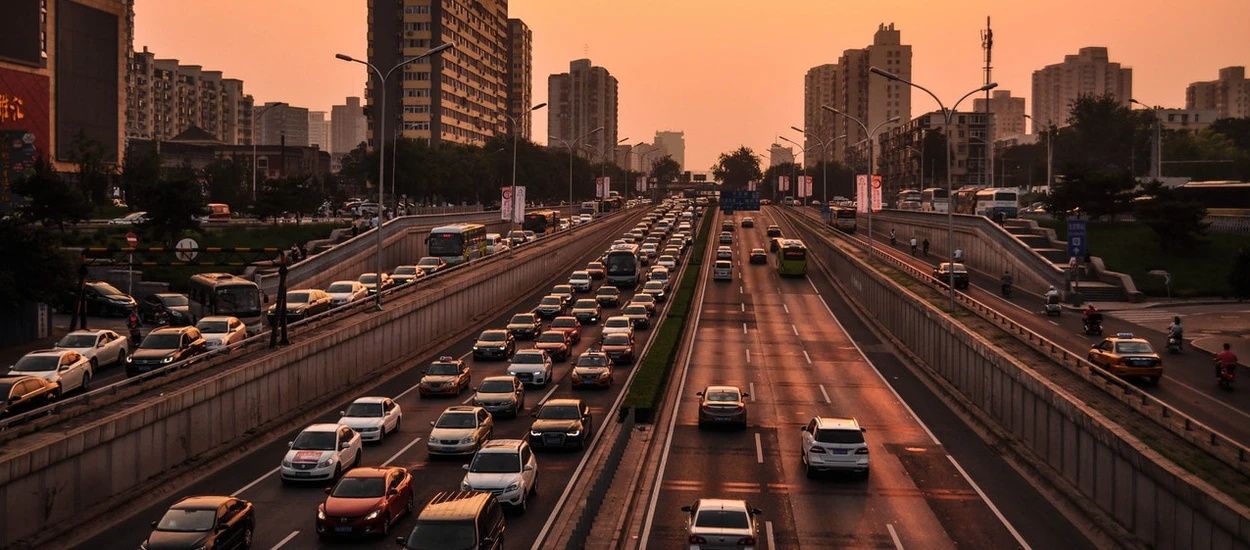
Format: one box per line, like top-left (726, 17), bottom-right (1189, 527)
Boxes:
top-left (548, 126), bottom-right (604, 220)
top-left (1131, 99), bottom-right (1162, 180)
top-left (335, 42), bottom-right (454, 310)
top-left (501, 102), bottom-right (548, 240)
top-left (870, 66), bottom-right (996, 312)
top-left (251, 102), bottom-right (287, 202)
top-left (819, 107), bottom-right (900, 259)
top-left (1023, 114), bottom-right (1053, 194)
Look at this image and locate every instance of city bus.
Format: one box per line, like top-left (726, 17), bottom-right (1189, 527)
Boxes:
top-left (187, 273), bottom-right (263, 334)
top-left (920, 188), bottom-right (949, 213)
top-left (204, 203), bottom-right (231, 223)
top-left (831, 207), bottom-right (857, 233)
top-left (951, 186), bottom-right (984, 215)
top-left (896, 189), bottom-right (922, 210)
top-left (427, 223), bottom-right (489, 266)
top-left (523, 210), bottom-right (561, 237)
top-left (777, 239), bottom-right (808, 276)
top-left (604, 244), bottom-right (641, 287)
top-left (974, 188), bottom-right (1020, 219)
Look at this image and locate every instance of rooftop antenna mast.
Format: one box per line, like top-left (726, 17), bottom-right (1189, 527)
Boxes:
top-left (981, 16), bottom-right (994, 187)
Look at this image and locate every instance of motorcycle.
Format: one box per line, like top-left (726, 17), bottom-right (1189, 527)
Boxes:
top-left (1044, 294), bottom-right (1062, 316)
top-left (153, 310), bottom-right (170, 327)
top-left (1217, 362), bottom-right (1235, 391)
top-left (1083, 313), bottom-right (1103, 335)
top-left (1166, 334), bottom-right (1182, 354)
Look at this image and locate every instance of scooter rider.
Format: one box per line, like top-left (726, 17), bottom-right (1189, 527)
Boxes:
top-left (1167, 316), bottom-right (1184, 349)
top-left (1045, 285), bottom-right (1059, 300)
top-left (953, 248), bottom-right (964, 262)
top-left (1000, 270), bottom-right (1013, 296)
top-left (126, 307), bottom-right (142, 346)
top-left (909, 237), bottom-right (918, 256)
top-left (1083, 303), bottom-right (1099, 324)
top-left (1216, 343), bottom-right (1238, 379)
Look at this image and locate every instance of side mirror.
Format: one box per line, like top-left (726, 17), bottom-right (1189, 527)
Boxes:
top-left (751, 507), bottom-right (763, 515)
top-left (396, 536), bottom-right (407, 545)
top-left (861, 427), bottom-right (868, 432)
top-left (97, 342), bottom-right (106, 348)
top-left (481, 538), bottom-right (495, 546)
top-left (324, 487), bottom-right (332, 494)
top-left (150, 520), bottom-right (158, 528)
top-left (680, 505), bottom-right (693, 512)
top-left (800, 425), bottom-right (809, 432)
top-left (430, 421), bottom-right (436, 426)
top-left (741, 393), bottom-right (749, 398)
top-left (695, 391), bottom-right (703, 397)
top-left (1090, 344), bottom-right (1098, 350)
top-left (462, 464), bottom-right (471, 471)
top-left (217, 522), bottom-right (229, 531)
top-left (339, 410), bottom-right (346, 416)
top-left (340, 442), bottom-right (351, 450)
top-left (287, 441), bottom-right (294, 448)
top-left (388, 489), bottom-right (399, 496)
top-left (530, 412), bottom-right (539, 418)
top-left (523, 464), bottom-right (534, 471)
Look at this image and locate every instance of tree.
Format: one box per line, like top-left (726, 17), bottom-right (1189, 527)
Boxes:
top-left (129, 161), bottom-right (206, 243)
top-left (121, 148), bottom-right (163, 207)
top-left (1133, 182), bottom-right (1209, 251)
top-left (65, 130), bottom-right (116, 207)
top-left (0, 218), bottom-right (76, 310)
top-left (760, 161), bottom-right (802, 199)
top-left (202, 157), bottom-right (249, 210)
top-left (649, 155), bottom-right (681, 185)
top-left (11, 158), bottom-right (92, 232)
top-left (1209, 117), bottom-right (1250, 151)
top-left (712, 147), bottom-right (763, 189)
top-left (1230, 247), bottom-right (1250, 301)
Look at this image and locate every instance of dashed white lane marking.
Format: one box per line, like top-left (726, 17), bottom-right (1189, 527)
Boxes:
top-left (819, 384), bottom-right (832, 404)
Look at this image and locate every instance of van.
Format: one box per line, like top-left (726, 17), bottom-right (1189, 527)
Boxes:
top-left (397, 491), bottom-right (504, 550)
top-left (713, 260), bottom-right (733, 281)
top-left (485, 233), bottom-right (508, 254)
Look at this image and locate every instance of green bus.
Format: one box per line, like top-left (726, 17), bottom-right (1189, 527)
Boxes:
top-left (777, 239), bottom-right (808, 276)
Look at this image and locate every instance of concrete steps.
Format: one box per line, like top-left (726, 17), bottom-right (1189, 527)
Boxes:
top-left (1073, 281), bottom-right (1128, 302)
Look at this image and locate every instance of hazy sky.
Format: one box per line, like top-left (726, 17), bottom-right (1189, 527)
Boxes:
top-left (133, 0), bottom-right (1250, 170)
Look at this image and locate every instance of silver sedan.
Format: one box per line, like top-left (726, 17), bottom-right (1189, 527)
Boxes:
top-left (682, 498), bottom-right (762, 550)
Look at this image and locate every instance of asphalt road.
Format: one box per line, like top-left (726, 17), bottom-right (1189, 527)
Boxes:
top-left (75, 206), bottom-right (688, 550)
top-left (639, 208), bottom-right (1094, 550)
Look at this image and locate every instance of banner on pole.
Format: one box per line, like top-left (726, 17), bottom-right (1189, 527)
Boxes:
top-left (779, 176), bottom-right (789, 192)
top-left (871, 175), bottom-right (882, 213)
top-left (748, 180), bottom-right (756, 191)
top-left (513, 186), bottom-right (526, 223)
top-left (855, 175), bottom-right (868, 213)
top-left (500, 187), bottom-right (513, 220)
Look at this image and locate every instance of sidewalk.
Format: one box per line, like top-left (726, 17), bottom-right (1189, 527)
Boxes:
top-left (1062, 297), bottom-right (1244, 312)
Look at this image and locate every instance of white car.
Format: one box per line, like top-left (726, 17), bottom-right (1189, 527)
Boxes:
top-left (108, 211), bottom-right (147, 225)
top-left (800, 416), bottom-right (870, 478)
top-left (9, 349), bottom-right (93, 394)
top-left (656, 255), bottom-right (678, 270)
top-left (568, 271), bottom-right (593, 293)
top-left (648, 267), bottom-right (671, 289)
top-left (601, 316), bottom-right (635, 340)
top-left (339, 396), bottom-right (403, 442)
top-left (280, 424), bottom-right (362, 483)
top-left (682, 498), bottom-right (762, 550)
top-left (578, 214), bottom-right (592, 224)
top-left (428, 406), bottom-right (494, 457)
top-left (460, 439), bottom-right (538, 512)
top-left (195, 316), bottom-right (247, 351)
top-left (54, 329), bottom-right (128, 368)
top-left (507, 349), bottom-right (554, 387)
top-left (325, 280), bottom-right (368, 306)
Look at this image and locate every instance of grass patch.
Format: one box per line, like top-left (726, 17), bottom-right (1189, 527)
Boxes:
top-left (1037, 218), bottom-right (1250, 297)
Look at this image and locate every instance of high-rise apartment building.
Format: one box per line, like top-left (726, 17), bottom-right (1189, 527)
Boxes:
top-left (367, 0), bottom-right (509, 148)
top-left (549, 59), bottom-right (619, 160)
top-left (1031, 47), bottom-right (1132, 128)
top-left (654, 131), bottom-right (685, 169)
top-left (507, 18), bottom-right (534, 140)
top-left (972, 89), bottom-right (1026, 141)
top-left (126, 47), bottom-right (253, 145)
top-left (1186, 66), bottom-right (1250, 119)
top-left (308, 111), bottom-right (330, 151)
top-left (834, 23), bottom-right (911, 168)
top-left (331, 96), bottom-right (367, 154)
top-left (220, 78), bottom-right (252, 145)
top-left (876, 110), bottom-right (990, 198)
top-left (255, 102), bottom-right (309, 147)
top-left (804, 64), bottom-right (839, 166)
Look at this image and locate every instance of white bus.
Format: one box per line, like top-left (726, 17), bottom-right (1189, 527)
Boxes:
top-left (920, 188), bottom-right (949, 213)
top-left (974, 188), bottom-right (1020, 219)
top-left (427, 223), bottom-right (489, 265)
top-left (896, 189), bottom-right (922, 211)
top-left (604, 244), bottom-right (641, 287)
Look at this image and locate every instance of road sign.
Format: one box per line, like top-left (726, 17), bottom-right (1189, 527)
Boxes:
top-left (1067, 219), bottom-right (1087, 259)
top-left (719, 190), bottom-right (760, 213)
top-left (513, 186), bottom-right (526, 223)
top-left (125, 232), bottom-right (137, 247)
top-left (500, 187), bottom-right (513, 221)
top-left (175, 238), bottom-right (199, 261)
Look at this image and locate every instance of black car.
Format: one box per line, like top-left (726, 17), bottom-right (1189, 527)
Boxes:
top-left (595, 286), bottom-right (621, 308)
top-left (0, 375), bottom-right (59, 417)
top-left (70, 281), bottom-right (137, 317)
top-left (506, 313), bottom-right (543, 339)
top-left (139, 293), bottom-right (194, 326)
top-left (472, 329), bottom-right (515, 360)
top-left (570, 299), bottom-right (602, 324)
top-left (932, 263), bottom-right (970, 289)
top-left (534, 295), bottom-right (568, 320)
top-left (528, 399), bottom-right (593, 450)
top-left (126, 326), bottom-right (208, 377)
top-left (741, 217), bottom-right (755, 228)
top-left (749, 248), bottom-right (768, 265)
top-left (766, 225), bottom-right (782, 238)
top-left (266, 289), bottom-right (333, 325)
top-left (621, 304), bottom-right (651, 330)
top-left (141, 495), bottom-right (255, 550)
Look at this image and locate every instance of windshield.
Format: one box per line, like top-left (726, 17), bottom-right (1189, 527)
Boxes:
top-left (214, 286), bottom-right (259, 316)
top-left (12, 355), bottom-right (60, 372)
top-left (344, 402), bottom-right (384, 417)
top-left (512, 352), bottom-right (543, 364)
top-left (1116, 342), bottom-right (1154, 354)
top-left (605, 252), bottom-right (637, 275)
top-left (606, 319), bottom-right (629, 328)
top-left (418, 257), bottom-right (443, 268)
top-left (570, 272), bottom-right (589, 280)
top-left (540, 297), bottom-right (562, 306)
top-left (327, 283), bottom-right (356, 293)
top-left (577, 355), bottom-right (608, 367)
top-left (510, 314), bottom-right (534, 324)
top-left (815, 429), bottom-right (865, 444)
top-left (405, 522), bottom-right (477, 550)
top-left (286, 291), bottom-right (312, 304)
top-left (394, 266), bottom-right (417, 275)
top-left (603, 334), bottom-right (630, 346)
top-left (478, 332), bottom-right (505, 342)
top-left (160, 295), bottom-right (189, 307)
top-left (331, 476), bottom-right (385, 498)
top-left (196, 320), bottom-right (230, 334)
top-left (695, 510), bottom-right (749, 529)
top-left (155, 508), bottom-right (217, 532)
top-left (57, 334), bottom-right (97, 348)
top-left (478, 380), bottom-right (515, 393)
top-left (538, 405), bottom-right (581, 420)
top-left (469, 452), bottom-right (521, 473)
top-left (427, 363), bottom-right (460, 375)
top-left (435, 413), bottom-right (476, 429)
top-left (553, 285), bottom-right (571, 294)
top-left (634, 294), bottom-right (654, 303)
top-left (706, 391), bottom-right (739, 402)
top-left (597, 287), bottom-right (617, 295)
top-left (644, 282), bottom-right (663, 290)
top-left (140, 333), bottom-right (182, 350)
top-left (624, 306), bottom-right (647, 316)
top-left (574, 300), bottom-right (597, 309)
top-left (428, 234), bottom-right (464, 257)
top-left (588, 262), bottom-right (603, 270)
top-left (93, 282), bottom-right (124, 296)
top-left (359, 274), bottom-right (379, 284)
top-left (537, 333), bottom-right (566, 343)
top-left (551, 318), bottom-right (576, 328)
top-left (291, 430), bottom-right (336, 450)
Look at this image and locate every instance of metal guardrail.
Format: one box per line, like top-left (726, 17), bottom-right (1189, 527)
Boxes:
top-left (784, 210), bottom-right (1250, 476)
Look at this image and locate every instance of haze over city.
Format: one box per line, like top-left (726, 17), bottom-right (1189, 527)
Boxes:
top-left (133, 0), bottom-right (1250, 170)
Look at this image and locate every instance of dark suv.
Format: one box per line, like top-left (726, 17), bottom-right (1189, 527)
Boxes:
top-left (126, 326), bottom-right (207, 377)
top-left (932, 263), bottom-right (970, 289)
top-left (397, 491), bottom-right (504, 550)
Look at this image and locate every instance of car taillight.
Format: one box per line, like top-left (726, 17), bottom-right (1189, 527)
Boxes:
top-left (809, 446), bottom-right (827, 454)
top-left (855, 447), bottom-right (869, 455)
top-left (738, 536), bottom-right (756, 546)
top-left (688, 535), bottom-right (708, 544)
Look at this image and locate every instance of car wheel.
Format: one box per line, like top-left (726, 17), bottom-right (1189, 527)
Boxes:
top-left (804, 459), bottom-right (816, 479)
top-left (116, 350), bottom-right (127, 366)
top-left (242, 524), bottom-right (253, 548)
top-left (90, 357), bottom-right (99, 372)
top-left (394, 416), bottom-right (402, 434)
top-left (80, 372), bottom-right (92, 392)
top-left (406, 491), bottom-right (415, 515)
top-left (354, 451), bottom-right (362, 468)
top-left (381, 512), bottom-right (391, 535)
top-left (517, 491), bottom-right (527, 514)
top-left (333, 464), bottom-right (342, 479)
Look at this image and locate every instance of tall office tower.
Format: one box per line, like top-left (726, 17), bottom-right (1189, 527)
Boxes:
top-left (1031, 47), bottom-right (1132, 128)
top-left (367, 0), bottom-right (509, 147)
top-left (220, 78), bottom-right (252, 145)
top-left (548, 59), bottom-right (619, 160)
top-left (835, 23), bottom-right (911, 168)
top-left (803, 63), bottom-right (839, 166)
top-left (654, 130), bottom-right (685, 169)
top-left (308, 111), bottom-right (330, 151)
top-left (769, 143), bottom-right (795, 168)
top-left (331, 96), bottom-right (367, 153)
top-left (255, 102), bottom-right (309, 147)
top-left (972, 89), bottom-right (1026, 140)
top-left (1186, 66), bottom-right (1250, 119)
top-left (507, 18), bottom-right (534, 139)
top-left (125, 47), bottom-right (251, 144)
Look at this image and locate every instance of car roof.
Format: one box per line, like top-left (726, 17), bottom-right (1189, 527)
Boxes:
top-left (339, 466), bottom-right (394, 478)
top-left (154, 292), bottom-right (184, 298)
top-left (302, 423), bottom-right (345, 433)
top-left (606, 316), bottom-right (630, 322)
top-left (751, 248), bottom-right (766, 253)
top-left (65, 329), bottom-right (109, 336)
top-left (198, 316), bottom-right (239, 323)
top-left (694, 498), bottom-right (749, 512)
top-left (813, 416), bottom-right (861, 430)
top-left (441, 406), bottom-right (482, 414)
top-left (478, 439), bottom-right (525, 453)
top-left (149, 326), bottom-right (192, 335)
top-left (480, 329), bottom-right (508, 336)
top-left (173, 495), bottom-right (233, 510)
top-left (329, 280), bottom-right (358, 285)
top-left (542, 398), bottom-right (582, 408)
top-left (351, 396), bottom-right (389, 404)
top-left (480, 375), bottom-right (518, 383)
top-left (23, 349), bottom-right (70, 357)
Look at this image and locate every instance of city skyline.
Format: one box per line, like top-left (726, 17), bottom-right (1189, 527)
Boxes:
top-left (132, 0), bottom-right (1250, 171)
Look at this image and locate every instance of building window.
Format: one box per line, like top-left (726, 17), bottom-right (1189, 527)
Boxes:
top-left (404, 5), bottom-right (431, 14)
top-left (403, 121), bottom-right (430, 131)
top-left (403, 89), bottom-right (432, 98)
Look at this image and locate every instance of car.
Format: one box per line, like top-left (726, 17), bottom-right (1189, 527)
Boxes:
top-left (630, 293), bottom-right (658, 315)
top-left (54, 329), bottom-right (128, 368)
top-left (0, 375), bottom-right (59, 417)
top-left (507, 230), bottom-right (528, 246)
top-left (419, 356), bottom-right (472, 397)
top-left (506, 312), bottom-right (542, 339)
top-left (326, 280), bottom-right (369, 306)
top-left (126, 326), bottom-right (207, 377)
top-left (641, 280), bottom-right (667, 302)
top-left (601, 333), bottom-right (636, 365)
top-left (595, 285), bottom-right (621, 308)
top-left (656, 255), bottom-right (678, 270)
top-left (640, 244), bottom-right (659, 259)
top-left (568, 270), bottom-right (593, 292)
top-left (586, 261), bottom-right (606, 280)
top-left (550, 284), bottom-right (575, 304)
top-left (528, 398), bottom-right (593, 450)
top-left (741, 216), bottom-right (755, 228)
top-left (721, 220), bottom-right (736, 232)
top-left (648, 267), bottom-right (671, 289)
top-left (681, 499), bottom-right (762, 549)
top-left (460, 439), bottom-right (539, 512)
top-left (417, 256), bottom-right (447, 274)
top-left (548, 316), bottom-right (583, 344)
top-left (196, 316), bottom-right (247, 351)
top-left (696, 385), bottom-right (749, 429)
top-left (267, 288), bottom-right (333, 324)
top-left (716, 246), bottom-right (733, 261)
top-left (800, 416), bottom-right (870, 478)
top-left (766, 225), bottom-right (782, 238)
top-left (601, 316), bottom-right (635, 340)
top-left (1087, 333), bottom-right (1164, 384)
top-left (338, 397), bottom-right (403, 442)
top-left (428, 406), bottom-right (494, 457)
top-left (473, 376), bottom-right (526, 418)
top-left (138, 293), bottom-right (194, 326)
top-left (358, 272), bottom-right (396, 295)
top-left (281, 423), bottom-right (363, 483)
top-left (578, 213), bottom-right (592, 224)
top-left (621, 304), bottom-right (651, 330)
top-left (748, 248), bottom-right (768, 265)
top-left (534, 331), bottom-right (574, 362)
top-left (507, 349), bottom-right (554, 387)
top-left (10, 349), bottom-right (93, 395)
top-left (75, 281), bottom-right (137, 317)
top-left (316, 467), bottom-right (413, 538)
top-left (109, 211), bottom-right (147, 225)
top-left (390, 265), bottom-right (426, 285)
top-left (770, 237), bottom-right (784, 253)
top-left (713, 260), bottom-right (734, 281)
top-left (760, 198), bottom-right (772, 205)
top-left (523, 230), bottom-right (537, 242)
top-left (570, 298), bottom-right (602, 324)
top-left (534, 294), bottom-right (568, 319)
top-left (141, 496), bottom-right (254, 550)
top-left (932, 262), bottom-right (970, 289)
top-left (472, 329), bottom-right (515, 360)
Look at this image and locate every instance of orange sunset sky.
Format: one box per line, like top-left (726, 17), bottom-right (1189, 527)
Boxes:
top-left (133, 0), bottom-right (1250, 170)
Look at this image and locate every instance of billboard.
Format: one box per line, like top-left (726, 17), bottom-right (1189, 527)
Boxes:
top-left (0, 0), bottom-right (43, 68)
top-left (0, 68), bottom-right (49, 209)
top-left (56, 0), bottom-right (120, 163)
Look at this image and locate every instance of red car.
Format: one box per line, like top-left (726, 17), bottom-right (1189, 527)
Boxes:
top-left (586, 261), bottom-right (606, 280)
top-left (316, 466), bottom-right (413, 538)
top-left (549, 316), bottom-right (582, 344)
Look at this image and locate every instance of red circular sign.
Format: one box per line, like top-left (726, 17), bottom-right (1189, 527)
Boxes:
top-left (871, 177), bottom-right (882, 189)
top-left (126, 232), bottom-right (138, 247)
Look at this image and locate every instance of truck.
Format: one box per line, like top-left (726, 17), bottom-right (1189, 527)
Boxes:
top-left (580, 201), bottom-right (600, 217)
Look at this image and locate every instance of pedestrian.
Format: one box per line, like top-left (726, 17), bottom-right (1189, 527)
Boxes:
top-left (910, 237), bottom-right (918, 256)
top-left (1069, 255), bottom-right (1079, 279)
top-left (889, 229), bottom-right (897, 246)
top-left (922, 238), bottom-right (929, 257)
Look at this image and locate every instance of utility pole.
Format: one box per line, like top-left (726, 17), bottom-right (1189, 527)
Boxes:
top-left (981, 16), bottom-right (994, 187)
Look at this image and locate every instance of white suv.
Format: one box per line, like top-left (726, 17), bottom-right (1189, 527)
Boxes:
top-left (507, 349), bottom-right (554, 387)
top-left (799, 416), bottom-right (870, 479)
top-left (568, 270), bottom-right (593, 292)
top-left (281, 424), bottom-right (362, 483)
top-left (460, 439), bottom-right (538, 513)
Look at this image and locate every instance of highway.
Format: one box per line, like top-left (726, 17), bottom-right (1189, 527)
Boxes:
top-left (638, 208), bottom-right (1094, 549)
top-left (73, 205), bottom-right (690, 550)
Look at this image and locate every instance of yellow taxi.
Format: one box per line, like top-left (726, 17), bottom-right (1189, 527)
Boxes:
top-left (1087, 333), bottom-right (1162, 384)
top-left (418, 356), bottom-right (472, 397)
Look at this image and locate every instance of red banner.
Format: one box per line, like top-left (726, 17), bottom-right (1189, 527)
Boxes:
top-left (0, 67), bottom-right (49, 158)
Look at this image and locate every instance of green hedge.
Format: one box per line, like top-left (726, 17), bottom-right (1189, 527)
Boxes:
top-left (624, 209), bottom-right (715, 421)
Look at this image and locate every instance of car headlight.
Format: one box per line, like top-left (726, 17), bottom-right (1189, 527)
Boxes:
top-left (530, 430), bottom-right (542, 437)
top-left (317, 508), bottom-right (326, 520)
top-left (498, 345), bottom-right (507, 350)
top-left (566, 430), bottom-right (581, 437)
top-left (506, 482), bottom-right (520, 492)
top-left (364, 510), bottom-right (380, 521)
top-left (282, 460), bottom-right (293, 467)
top-left (460, 436), bottom-right (475, 444)
top-left (318, 458), bottom-right (333, 468)
top-left (125, 355), bottom-right (133, 363)
top-left (162, 356), bottom-right (174, 363)
top-left (460, 479), bottom-right (472, 491)
top-left (473, 346), bottom-right (479, 350)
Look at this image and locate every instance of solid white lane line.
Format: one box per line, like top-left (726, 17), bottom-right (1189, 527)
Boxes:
top-left (745, 349), bottom-right (751, 363)
top-left (743, 323), bottom-right (748, 334)
top-left (802, 350), bottom-right (812, 364)
top-left (791, 324), bottom-right (799, 336)
top-left (783, 304), bottom-right (789, 314)
top-left (748, 382), bottom-right (757, 402)
top-left (777, 287), bottom-right (782, 295)
top-left (269, 531), bottom-right (299, 550)
top-left (947, 455), bottom-right (1033, 549)
top-left (231, 467), bottom-right (279, 497)
top-left (754, 433), bottom-right (764, 464)
top-left (887, 524), bottom-right (904, 550)
top-left (382, 435), bottom-right (424, 466)
top-left (819, 384), bottom-right (831, 404)
top-left (766, 521), bottom-right (776, 550)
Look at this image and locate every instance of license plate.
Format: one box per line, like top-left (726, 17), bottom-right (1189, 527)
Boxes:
top-left (293, 471), bottom-right (312, 477)
top-left (715, 417), bottom-right (730, 421)
top-left (544, 435), bottom-right (561, 443)
top-left (335, 526), bottom-right (352, 533)
top-left (831, 449), bottom-right (848, 455)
